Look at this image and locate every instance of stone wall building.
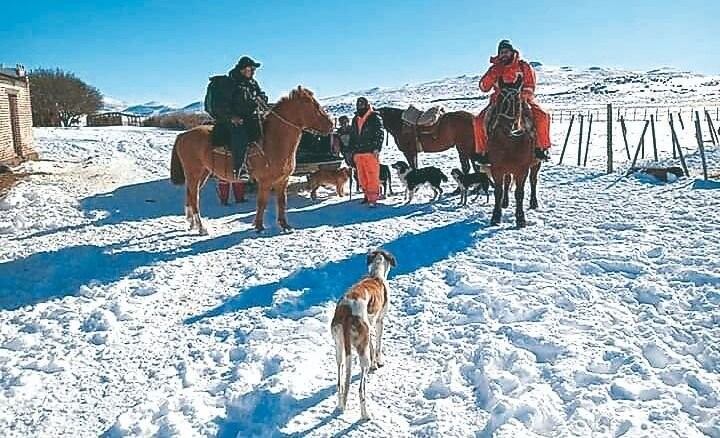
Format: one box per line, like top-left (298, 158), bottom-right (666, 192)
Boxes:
top-left (0, 65), bottom-right (36, 165)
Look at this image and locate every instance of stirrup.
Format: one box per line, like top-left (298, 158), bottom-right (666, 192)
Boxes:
top-left (534, 148), bottom-right (550, 161)
top-left (233, 167), bottom-right (250, 182)
top-left (474, 154), bottom-right (490, 165)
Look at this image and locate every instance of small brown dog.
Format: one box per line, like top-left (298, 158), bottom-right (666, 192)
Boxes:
top-left (308, 167), bottom-right (353, 200)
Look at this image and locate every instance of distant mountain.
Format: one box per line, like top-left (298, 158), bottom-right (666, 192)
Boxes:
top-left (109, 65), bottom-right (720, 119)
top-left (105, 97), bottom-right (200, 116)
top-left (101, 97), bottom-right (128, 113)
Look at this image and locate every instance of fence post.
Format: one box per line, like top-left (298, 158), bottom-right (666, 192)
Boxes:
top-left (620, 117), bottom-right (631, 159)
top-left (607, 104), bottom-right (613, 173)
top-left (670, 115), bottom-right (689, 177)
top-left (705, 110), bottom-right (718, 146)
top-left (577, 114), bottom-right (584, 166)
top-left (627, 121), bottom-right (650, 175)
top-left (583, 114), bottom-right (594, 167)
top-left (695, 111), bottom-right (708, 180)
top-left (678, 112), bottom-right (685, 130)
top-left (641, 132), bottom-right (645, 159)
top-left (559, 114), bottom-right (575, 165)
top-left (650, 114), bottom-right (659, 161)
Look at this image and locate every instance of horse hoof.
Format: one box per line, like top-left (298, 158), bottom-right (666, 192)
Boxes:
top-left (198, 228), bottom-right (209, 236)
top-left (280, 226), bottom-right (294, 234)
top-left (255, 226), bottom-right (265, 233)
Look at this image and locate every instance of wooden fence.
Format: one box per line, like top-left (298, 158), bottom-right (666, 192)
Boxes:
top-left (556, 104), bottom-right (719, 179)
top-left (550, 105), bottom-right (720, 123)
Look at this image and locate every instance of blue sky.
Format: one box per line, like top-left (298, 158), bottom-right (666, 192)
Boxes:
top-left (3, 0), bottom-right (718, 106)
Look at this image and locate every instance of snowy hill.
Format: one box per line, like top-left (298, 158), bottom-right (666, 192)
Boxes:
top-left (1, 66), bottom-right (720, 437)
top-left (320, 65), bottom-right (720, 115)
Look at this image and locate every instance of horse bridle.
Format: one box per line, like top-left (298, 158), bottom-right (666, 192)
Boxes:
top-left (491, 84), bottom-right (526, 136)
top-left (265, 101), bottom-right (327, 136)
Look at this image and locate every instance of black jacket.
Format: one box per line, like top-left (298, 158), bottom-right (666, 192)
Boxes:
top-left (349, 111), bottom-right (384, 154)
top-left (228, 75), bottom-right (269, 118)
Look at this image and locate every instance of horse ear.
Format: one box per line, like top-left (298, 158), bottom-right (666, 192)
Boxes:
top-left (513, 75), bottom-right (523, 89)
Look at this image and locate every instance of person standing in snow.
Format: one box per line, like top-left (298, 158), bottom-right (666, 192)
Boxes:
top-left (336, 115), bottom-right (353, 166)
top-left (227, 56), bottom-right (269, 179)
top-left (348, 97), bottom-right (384, 206)
top-left (473, 40), bottom-right (551, 163)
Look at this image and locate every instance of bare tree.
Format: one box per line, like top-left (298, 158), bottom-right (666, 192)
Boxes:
top-left (29, 69), bottom-right (103, 127)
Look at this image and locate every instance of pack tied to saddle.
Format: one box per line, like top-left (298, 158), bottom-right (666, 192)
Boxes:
top-left (204, 75), bottom-right (235, 148)
top-left (401, 105), bottom-right (445, 152)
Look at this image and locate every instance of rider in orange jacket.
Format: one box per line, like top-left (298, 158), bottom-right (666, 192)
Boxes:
top-left (474, 40), bottom-right (551, 163)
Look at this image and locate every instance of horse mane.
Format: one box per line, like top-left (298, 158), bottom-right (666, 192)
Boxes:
top-left (276, 86), bottom-right (315, 105)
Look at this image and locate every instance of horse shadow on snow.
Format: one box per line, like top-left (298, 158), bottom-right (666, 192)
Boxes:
top-left (0, 195), bottom-right (446, 310)
top-left (14, 178), bottom-right (317, 241)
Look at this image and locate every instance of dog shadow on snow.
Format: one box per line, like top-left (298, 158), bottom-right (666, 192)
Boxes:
top-left (0, 193), bottom-right (442, 311)
top-left (186, 218), bottom-right (495, 324)
top-left (214, 380), bottom-right (365, 438)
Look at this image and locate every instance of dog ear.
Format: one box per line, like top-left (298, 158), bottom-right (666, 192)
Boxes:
top-left (366, 251), bottom-right (376, 266)
top-left (380, 250), bottom-right (396, 267)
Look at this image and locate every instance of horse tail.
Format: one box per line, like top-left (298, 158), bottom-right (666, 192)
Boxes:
top-left (170, 135), bottom-right (185, 185)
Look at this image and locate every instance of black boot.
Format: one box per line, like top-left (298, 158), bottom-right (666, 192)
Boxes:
top-left (534, 148), bottom-right (550, 161)
top-left (474, 153), bottom-right (490, 165)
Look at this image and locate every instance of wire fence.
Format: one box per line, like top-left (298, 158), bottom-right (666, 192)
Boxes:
top-left (554, 104), bottom-right (719, 179)
top-left (550, 105), bottom-right (720, 123)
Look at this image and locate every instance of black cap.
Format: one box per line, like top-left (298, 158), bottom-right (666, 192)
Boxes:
top-left (236, 56), bottom-right (261, 69)
top-left (498, 40), bottom-right (515, 54)
top-left (356, 97), bottom-right (369, 105)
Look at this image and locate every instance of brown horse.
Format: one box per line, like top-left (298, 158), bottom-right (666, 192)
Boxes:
top-left (376, 107), bottom-right (480, 175)
top-left (170, 86), bottom-right (333, 234)
top-left (486, 77), bottom-right (541, 227)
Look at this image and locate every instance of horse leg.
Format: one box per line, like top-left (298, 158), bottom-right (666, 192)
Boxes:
top-left (502, 175), bottom-right (511, 208)
top-left (514, 169), bottom-right (530, 228)
top-left (254, 182), bottom-right (271, 232)
top-left (404, 150), bottom-right (418, 169)
top-left (491, 171), bottom-right (504, 226)
top-left (192, 170), bottom-right (210, 235)
top-left (451, 150), bottom-right (470, 196)
top-left (275, 178), bottom-right (292, 232)
top-left (529, 162), bottom-right (540, 210)
top-left (185, 186), bottom-right (195, 229)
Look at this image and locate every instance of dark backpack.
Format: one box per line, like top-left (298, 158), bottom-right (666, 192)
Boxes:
top-left (204, 75), bottom-right (235, 120)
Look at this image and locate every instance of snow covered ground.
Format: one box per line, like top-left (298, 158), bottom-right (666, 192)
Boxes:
top-left (1, 72), bottom-right (720, 437)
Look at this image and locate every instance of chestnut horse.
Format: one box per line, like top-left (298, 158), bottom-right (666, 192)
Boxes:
top-left (486, 77), bottom-right (541, 227)
top-left (170, 86), bottom-right (333, 234)
top-left (376, 107), bottom-right (480, 175)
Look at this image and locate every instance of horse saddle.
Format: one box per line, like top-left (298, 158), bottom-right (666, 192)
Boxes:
top-left (401, 105), bottom-right (445, 153)
top-left (401, 105), bottom-right (445, 128)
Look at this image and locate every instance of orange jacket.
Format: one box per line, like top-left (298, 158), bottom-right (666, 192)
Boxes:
top-left (479, 52), bottom-right (536, 103)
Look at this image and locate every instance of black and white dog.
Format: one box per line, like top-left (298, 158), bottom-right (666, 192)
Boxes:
top-left (351, 164), bottom-right (393, 197)
top-left (450, 168), bottom-right (494, 206)
top-left (391, 161), bottom-right (448, 204)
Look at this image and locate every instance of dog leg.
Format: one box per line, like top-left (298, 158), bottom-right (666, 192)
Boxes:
top-left (405, 188), bottom-right (415, 205)
top-left (375, 316), bottom-right (385, 368)
top-left (333, 326), bottom-right (346, 412)
top-left (358, 346), bottom-right (371, 420)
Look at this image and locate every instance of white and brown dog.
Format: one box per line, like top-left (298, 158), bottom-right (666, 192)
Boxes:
top-left (331, 249), bottom-right (396, 419)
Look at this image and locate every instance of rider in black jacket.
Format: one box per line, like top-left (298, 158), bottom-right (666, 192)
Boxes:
top-left (227, 56), bottom-right (269, 179)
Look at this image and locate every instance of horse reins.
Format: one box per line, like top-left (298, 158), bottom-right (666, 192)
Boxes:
top-left (266, 106), bottom-right (326, 136)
